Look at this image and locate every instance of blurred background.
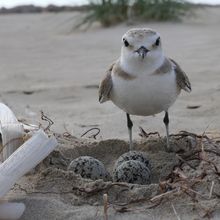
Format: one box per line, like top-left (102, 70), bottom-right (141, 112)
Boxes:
top-left (0, 0), bottom-right (220, 140)
top-left (0, 0), bottom-right (220, 8)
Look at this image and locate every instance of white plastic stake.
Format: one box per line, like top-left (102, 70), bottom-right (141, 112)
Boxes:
top-left (0, 202), bottom-right (25, 220)
top-left (0, 103), bottom-right (24, 161)
top-left (0, 129), bottom-right (57, 197)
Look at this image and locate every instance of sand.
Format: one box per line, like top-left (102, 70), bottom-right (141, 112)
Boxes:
top-left (0, 7), bottom-right (220, 139)
top-left (0, 6), bottom-right (220, 220)
top-left (8, 132), bottom-right (220, 220)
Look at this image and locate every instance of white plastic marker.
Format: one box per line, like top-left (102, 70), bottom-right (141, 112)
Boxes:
top-left (0, 103), bottom-right (24, 161)
top-left (0, 202), bottom-right (25, 219)
top-left (0, 129), bottom-right (57, 197)
top-left (0, 129), bottom-right (58, 219)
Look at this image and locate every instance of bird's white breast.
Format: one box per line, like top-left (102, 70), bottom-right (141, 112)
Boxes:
top-left (110, 69), bottom-right (180, 116)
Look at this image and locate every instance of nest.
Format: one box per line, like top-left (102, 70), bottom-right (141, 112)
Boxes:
top-left (13, 125), bottom-right (220, 219)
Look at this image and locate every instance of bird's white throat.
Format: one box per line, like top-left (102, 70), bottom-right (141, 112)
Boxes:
top-left (119, 51), bottom-right (165, 76)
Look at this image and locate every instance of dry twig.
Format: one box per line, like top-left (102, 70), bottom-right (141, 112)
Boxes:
top-left (103, 194), bottom-right (108, 220)
top-left (150, 189), bottom-right (178, 202)
top-left (139, 126), bottom-right (161, 139)
top-left (72, 182), bottom-right (129, 196)
top-left (81, 127), bottom-right (100, 139)
top-left (172, 203), bottom-right (181, 220)
top-left (175, 154), bottom-right (196, 170)
top-left (40, 111), bottom-right (54, 131)
top-left (209, 181), bottom-right (215, 199)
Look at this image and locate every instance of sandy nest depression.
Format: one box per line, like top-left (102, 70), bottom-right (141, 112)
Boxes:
top-left (11, 128), bottom-right (220, 220)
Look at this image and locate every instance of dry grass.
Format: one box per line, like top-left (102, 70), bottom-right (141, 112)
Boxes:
top-left (76, 0), bottom-right (191, 28)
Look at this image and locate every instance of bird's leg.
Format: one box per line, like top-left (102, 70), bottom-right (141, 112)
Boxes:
top-left (163, 111), bottom-right (170, 151)
top-left (126, 113), bottom-right (134, 151)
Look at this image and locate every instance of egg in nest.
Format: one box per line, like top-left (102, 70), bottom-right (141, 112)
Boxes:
top-left (113, 160), bottom-right (151, 185)
top-left (68, 156), bottom-right (111, 181)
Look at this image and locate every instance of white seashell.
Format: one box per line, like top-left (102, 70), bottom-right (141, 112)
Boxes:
top-left (0, 129), bottom-right (58, 198)
top-left (0, 103), bottom-right (25, 161)
top-left (0, 202), bottom-right (25, 220)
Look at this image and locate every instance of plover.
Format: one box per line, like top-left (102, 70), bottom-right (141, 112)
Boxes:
top-left (99, 28), bottom-right (191, 150)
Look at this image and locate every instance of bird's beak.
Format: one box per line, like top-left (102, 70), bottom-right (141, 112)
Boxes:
top-left (136, 46), bottom-right (149, 59)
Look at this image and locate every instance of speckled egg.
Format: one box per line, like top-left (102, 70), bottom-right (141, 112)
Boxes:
top-left (114, 151), bottom-right (150, 171)
top-left (113, 160), bottom-right (151, 185)
top-left (68, 156), bottom-right (110, 181)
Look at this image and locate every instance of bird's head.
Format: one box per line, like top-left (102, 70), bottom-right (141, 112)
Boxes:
top-left (121, 28), bottom-right (163, 65)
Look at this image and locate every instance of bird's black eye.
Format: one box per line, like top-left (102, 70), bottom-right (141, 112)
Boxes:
top-left (123, 38), bottom-right (129, 47)
top-left (155, 37), bottom-right (160, 46)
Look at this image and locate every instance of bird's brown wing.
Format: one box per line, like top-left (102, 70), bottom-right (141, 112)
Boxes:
top-left (170, 58), bottom-right (191, 92)
top-left (98, 62), bottom-right (115, 103)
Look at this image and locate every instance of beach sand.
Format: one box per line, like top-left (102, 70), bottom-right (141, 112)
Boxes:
top-left (0, 6), bottom-right (220, 219)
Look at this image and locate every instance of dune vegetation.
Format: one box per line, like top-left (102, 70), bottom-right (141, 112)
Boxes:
top-left (78, 0), bottom-right (191, 27)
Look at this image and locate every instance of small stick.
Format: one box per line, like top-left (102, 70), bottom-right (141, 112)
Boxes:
top-left (209, 181), bottom-right (214, 199)
top-left (40, 111), bottom-right (54, 131)
top-left (176, 154), bottom-right (196, 170)
top-left (103, 193), bottom-right (108, 220)
top-left (139, 127), bottom-right (161, 139)
top-left (199, 157), bottom-right (220, 175)
top-left (181, 186), bottom-right (207, 199)
top-left (172, 203), bottom-right (181, 220)
top-left (173, 167), bottom-right (188, 179)
top-left (150, 189), bottom-right (177, 202)
top-left (200, 134), bottom-right (205, 153)
top-left (183, 149), bottom-right (220, 159)
top-left (62, 124), bottom-right (76, 139)
top-left (199, 124), bottom-right (211, 153)
top-left (81, 127), bottom-right (100, 139)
